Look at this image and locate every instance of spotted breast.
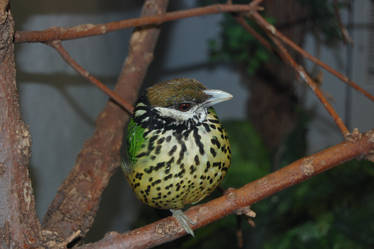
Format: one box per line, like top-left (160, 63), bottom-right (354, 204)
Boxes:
top-left (126, 107), bottom-right (231, 209)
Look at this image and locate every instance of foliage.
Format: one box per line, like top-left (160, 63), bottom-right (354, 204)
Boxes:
top-left (261, 159), bottom-right (374, 249)
top-left (298, 0), bottom-right (347, 45)
top-left (222, 120), bottom-right (271, 188)
top-left (275, 107), bottom-right (310, 167)
top-left (208, 15), bottom-right (275, 76)
top-left (203, 0), bottom-right (347, 76)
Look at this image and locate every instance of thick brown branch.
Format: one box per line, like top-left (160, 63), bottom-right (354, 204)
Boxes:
top-left (14, 3), bottom-right (260, 43)
top-left (250, 11), bottom-right (350, 136)
top-left (0, 8), bottom-right (42, 248)
top-left (47, 40), bottom-right (134, 114)
top-left (77, 129), bottom-right (374, 249)
top-left (249, 12), bottom-right (374, 103)
top-left (41, 0), bottom-right (169, 244)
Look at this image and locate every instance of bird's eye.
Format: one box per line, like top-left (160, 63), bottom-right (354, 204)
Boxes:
top-left (177, 103), bottom-right (192, 112)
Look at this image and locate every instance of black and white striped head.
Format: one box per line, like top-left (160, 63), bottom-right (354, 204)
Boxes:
top-left (134, 78), bottom-right (233, 130)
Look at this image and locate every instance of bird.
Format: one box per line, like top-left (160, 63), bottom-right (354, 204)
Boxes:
top-left (122, 78), bottom-right (232, 236)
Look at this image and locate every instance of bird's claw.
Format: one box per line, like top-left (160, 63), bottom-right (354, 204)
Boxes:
top-left (170, 209), bottom-right (195, 237)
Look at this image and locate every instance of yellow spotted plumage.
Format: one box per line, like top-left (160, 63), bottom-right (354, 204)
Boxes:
top-left (126, 108), bottom-right (230, 209)
top-left (122, 78), bottom-right (232, 236)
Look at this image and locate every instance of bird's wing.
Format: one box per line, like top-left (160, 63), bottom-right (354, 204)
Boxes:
top-left (126, 118), bottom-right (146, 166)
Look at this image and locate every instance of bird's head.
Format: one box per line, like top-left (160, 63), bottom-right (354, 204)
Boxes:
top-left (134, 78), bottom-right (233, 129)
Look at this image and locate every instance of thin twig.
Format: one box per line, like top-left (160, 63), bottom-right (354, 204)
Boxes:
top-left (249, 12), bottom-right (374, 103)
top-left (47, 40), bottom-right (134, 114)
top-left (77, 129), bottom-right (374, 249)
top-left (274, 36), bottom-right (349, 136)
top-left (333, 0), bottom-right (353, 44)
top-left (41, 0), bottom-right (169, 242)
top-left (233, 15), bottom-right (273, 51)
top-left (14, 3), bottom-right (262, 43)
top-left (250, 11), bottom-right (350, 136)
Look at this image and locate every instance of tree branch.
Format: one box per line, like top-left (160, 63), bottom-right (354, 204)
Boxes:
top-left (41, 0), bottom-right (169, 244)
top-left (333, 0), bottom-right (353, 44)
top-left (47, 40), bottom-right (134, 114)
top-left (0, 7), bottom-right (42, 248)
top-left (248, 12), bottom-right (374, 103)
top-left (77, 129), bottom-right (374, 249)
top-left (250, 11), bottom-right (350, 136)
top-left (274, 36), bottom-right (349, 136)
top-left (233, 15), bottom-right (273, 51)
top-left (14, 3), bottom-right (261, 43)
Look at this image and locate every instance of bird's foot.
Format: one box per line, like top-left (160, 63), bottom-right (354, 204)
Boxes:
top-left (170, 209), bottom-right (196, 237)
top-left (235, 206), bottom-right (256, 218)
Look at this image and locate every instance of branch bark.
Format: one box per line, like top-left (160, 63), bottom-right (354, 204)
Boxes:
top-left (14, 3), bottom-right (260, 43)
top-left (77, 129), bottom-right (374, 249)
top-left (0, 7), bottom-right (42, 248)
top-left (41, 0), bottom-right (169, 244)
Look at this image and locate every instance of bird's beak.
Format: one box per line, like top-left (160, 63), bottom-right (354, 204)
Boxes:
top-left (202, 89), bottom-right (233, 107)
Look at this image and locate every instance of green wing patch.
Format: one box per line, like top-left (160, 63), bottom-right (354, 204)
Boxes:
top-left (127, 118), bottom-right (145, 164)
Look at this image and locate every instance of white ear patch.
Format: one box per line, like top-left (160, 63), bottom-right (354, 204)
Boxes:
top-left (154, 105), bottom-right (207, 124)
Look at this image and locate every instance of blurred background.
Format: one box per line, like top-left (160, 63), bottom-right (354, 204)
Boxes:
top-left (13, 0), bottom-right (374, 248)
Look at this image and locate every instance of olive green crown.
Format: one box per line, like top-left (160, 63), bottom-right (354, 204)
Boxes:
top-left (146, 78), bottom-right (209, 107)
